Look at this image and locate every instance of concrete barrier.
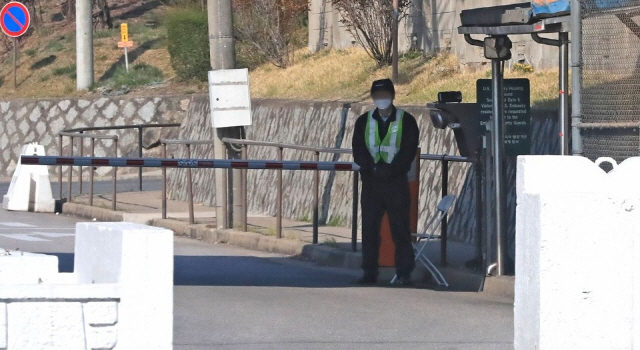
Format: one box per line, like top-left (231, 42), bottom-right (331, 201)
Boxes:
top-left (0, 222), bottom-right (174, 350)
top-left (514, 156), bottom-right (640, 349)
top-left (3, 143), bottom-right (55, 213)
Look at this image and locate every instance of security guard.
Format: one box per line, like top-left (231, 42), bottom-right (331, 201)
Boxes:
top-left (352, 79), bottom-right (419, 286)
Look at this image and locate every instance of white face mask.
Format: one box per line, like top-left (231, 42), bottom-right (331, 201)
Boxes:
top-left (374, 99), bottom-right (393, 110)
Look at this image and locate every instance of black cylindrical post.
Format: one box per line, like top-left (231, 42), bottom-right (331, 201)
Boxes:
top-left (352, 171), bottom-right (359, 252)
top-left (441, 159), bottom-right (449, 267)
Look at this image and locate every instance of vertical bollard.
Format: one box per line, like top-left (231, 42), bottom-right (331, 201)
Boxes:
top-left (441, 159), bottom-right (449, 267)
top-left (112, 139), bottom-right (117, 211)
top-left (162, 143), bottom-right (167, 220)
top-left (58, 134), bottom-right (63, 200)
top-left (186, 144), bottom-right (195, 225)
top-left (89, 138), bottom-right (95, 206)
top-left (352, 171), bottom-right (359, 252)
top-left (277, 147), bottom-right (283, 239)
top-left (67, 137), bottom-right (73, 202)
top-left (138, 126), bottom-right (143, 191)
top-left (241, 145), bottom-right (248, 232)
top-left (313, 151), bottom-right (320, 244)
top-left (78, 133), bottom-right (83, 194)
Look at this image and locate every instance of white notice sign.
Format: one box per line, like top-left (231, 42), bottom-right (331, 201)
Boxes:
top-left (208, 69), bottom-right (252, 128)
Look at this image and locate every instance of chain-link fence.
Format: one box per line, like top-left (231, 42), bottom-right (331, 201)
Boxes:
top-left (580, 0), bottom-right (640, 162)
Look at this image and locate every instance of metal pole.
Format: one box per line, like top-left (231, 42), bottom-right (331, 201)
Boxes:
top-left (58, 134), bottom-right (63, 200)
top-left (475, 160), bottom-right (484, 271)
top-left (138, 127), bottom-right (143, 191)
top-left (559, 32), bottom-right (570, 155)
top-left (392, 0), bottom-right (399, 83)
top-left (313, 151), bottom-right (320, 244)
top-left (208, 0), bottom-right (235, 230)
top-left (276, 147), bottom-right (283, 239)
top-left (89, 138), bottom-right (95, 206)
top-left (352, 171), bottom-right (359, 252)
top-left (241, 145), bottom-right (248, 232)
top-left (186, 145), bottom-right (195, 225)
top-left (112, 139), bottom-right (117, 211)
top-left (491, 58), bottom-right (506, 276)
top-left (76, 0), bottom-right (94, 90)
top-left (571, 0), bottom-right (583, 156)
top-left (67, 137), bottom-right (73, 202)
top-left (124, 47), bottom-right (129, 73)
top-left (162, 143), bottom-right (167, 219)
top-left (78, 133), bottom-right (83, 194)
top-left (13, 38), bottom-right (17, 90)
top-left (441, 159), bottom-right (448, 267)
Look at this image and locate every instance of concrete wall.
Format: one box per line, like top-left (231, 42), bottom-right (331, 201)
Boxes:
top-left (0, 222), bottom-right (174, 350)
top-left (0, 95), bottom-right (189, 178)
top-left (167, 97), bottom-right (559, 248)
top-left (515, 156), bottom-right (640, 349)
top-left (309, 0), bottom-right (561, 69)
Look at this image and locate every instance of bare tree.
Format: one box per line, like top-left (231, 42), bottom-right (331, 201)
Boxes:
top-left (331, 0), bottom-right (411, 66)
top-left (233, 0), bottom-right (307, 68)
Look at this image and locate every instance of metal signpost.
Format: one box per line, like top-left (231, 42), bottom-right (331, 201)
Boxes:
top-left (117, 23), bottom-right (133, 72)
top-left (0, 2), bottom-right (31, 89)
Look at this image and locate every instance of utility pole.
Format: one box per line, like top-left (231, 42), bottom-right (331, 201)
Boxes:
top-left (76, 0), bottom-right (94, 90)
top-left (392, 0), bottom-right (399, 83)
top-left (208, 0), bottom-right (243, 229)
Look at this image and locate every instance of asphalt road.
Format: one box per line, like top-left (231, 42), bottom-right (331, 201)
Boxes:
top-left (0, 208), bottom-right (514, 350)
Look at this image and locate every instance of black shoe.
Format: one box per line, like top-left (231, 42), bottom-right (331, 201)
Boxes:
top-left (355, 274), bottom-right (378, 285)
top-left (393, 275), bottom-right (413, 287)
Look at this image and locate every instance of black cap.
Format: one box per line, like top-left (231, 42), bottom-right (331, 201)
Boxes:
top-left (370, 79), bottom-right (395, 96)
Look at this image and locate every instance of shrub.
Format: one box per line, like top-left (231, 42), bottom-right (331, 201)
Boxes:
top-left (165, 7), bottom-right (210, 81)
top-left (53, 64), bottom-right (76, 78)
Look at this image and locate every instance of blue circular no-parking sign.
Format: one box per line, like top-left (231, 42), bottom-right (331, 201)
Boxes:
top-left (1, 2), bottom-right (30, 38)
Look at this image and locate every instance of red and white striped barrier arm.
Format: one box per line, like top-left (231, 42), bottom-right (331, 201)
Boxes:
top-left (20, 156), bottom-right (360, 172)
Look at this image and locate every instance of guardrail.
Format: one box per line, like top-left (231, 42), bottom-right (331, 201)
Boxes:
top-left (58, 123), bottom-right (181, 208)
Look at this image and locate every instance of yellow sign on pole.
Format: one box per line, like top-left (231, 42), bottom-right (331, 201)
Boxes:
top-left (120, 23), bottom-right (128, 42)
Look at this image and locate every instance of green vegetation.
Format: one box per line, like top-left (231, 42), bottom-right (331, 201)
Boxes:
top-left (46, 40), bottom-right (64, 53)
top-left (327, 216), bottom-right (345, 227)
top-left (24, 49), bottom-right (37, 57)
top-left (106, 63), bottom-right (164, 88)
top-left (52, 64), bottom-right (76, 79)
top-left (165, 7), bottom-right (210, 81)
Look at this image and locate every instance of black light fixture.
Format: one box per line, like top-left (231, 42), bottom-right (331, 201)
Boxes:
top-left (484, 36), bottom-right (512, 60)
top-left (437, 91), bottom-right (463, 104)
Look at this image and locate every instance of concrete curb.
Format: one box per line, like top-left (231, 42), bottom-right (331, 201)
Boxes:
top-left (61, 202), bottom-right (511, 297)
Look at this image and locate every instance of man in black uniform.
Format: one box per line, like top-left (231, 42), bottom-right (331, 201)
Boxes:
top-left (352, 79), bottom-right (419, 286)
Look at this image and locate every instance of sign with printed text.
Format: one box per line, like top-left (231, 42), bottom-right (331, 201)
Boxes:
top-left (0, 2), bottom-right (30, 38)
top-left (477, 78), bottom-right (531, 156)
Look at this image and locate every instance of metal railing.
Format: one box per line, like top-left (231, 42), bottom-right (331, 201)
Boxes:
top-left (58, 123), bottom-right (181, 208)
top-left (160, 137), bottom-right (473, 259)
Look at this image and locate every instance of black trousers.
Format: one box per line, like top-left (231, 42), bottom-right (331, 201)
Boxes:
top-left (361, 177), bottom-right (415, 278)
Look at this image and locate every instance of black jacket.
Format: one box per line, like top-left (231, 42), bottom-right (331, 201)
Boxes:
top-left (352, 106), bottom-right (419, 182)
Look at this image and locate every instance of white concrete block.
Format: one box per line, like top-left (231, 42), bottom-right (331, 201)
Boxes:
top-left (83, 301), bottom-right (118, 326)
top-left (0, 303), bottom-right (6, 350)
top-left (3, 143), bottom-right (55, 213)
top-left (7, 302), bottom-right (86, 350)
top-left (515, 156), bottom-right (640, 350)
top-left (0, 250), bottom-right (59, 284)
top-left (75, 222), bottom-right (174, 350)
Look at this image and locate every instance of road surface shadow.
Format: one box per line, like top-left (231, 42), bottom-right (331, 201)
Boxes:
top-left (174, 255), bottom-right (356, 288)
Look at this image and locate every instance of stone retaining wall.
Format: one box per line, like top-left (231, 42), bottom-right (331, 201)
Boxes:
top-left (0, 95), bottom-right (190, 178)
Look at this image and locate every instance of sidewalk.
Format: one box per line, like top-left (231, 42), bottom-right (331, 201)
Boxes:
top-left (63, 190), bottom-right (509, 295)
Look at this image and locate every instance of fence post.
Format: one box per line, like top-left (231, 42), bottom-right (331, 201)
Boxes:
top-left (313, 151), bottom-right (320, 244)
top-left (112, 139), bottom-right (117, 211)
top-left (138, 126), bottom-right (143, 191)
top-left (241, 145), bottom-right (248, 232)
top-left (441, 158), bottom-right (449, 267)
top-left (186, 144), bottom-right (195, 225)
top-left (58, 134), bottom-right (63, 200)
top-left (89, 138), bottom-right (95, 206)
top-left (276, 147), bottom-right (283, 239)
top-left (352, 171), bottom-right (359, 252)
top-left (162, 143), bottom-right (167, 220)
top-left (67, 136), bottom-right (73, 202)
top-left (78, 132), bottom-right (83, 194)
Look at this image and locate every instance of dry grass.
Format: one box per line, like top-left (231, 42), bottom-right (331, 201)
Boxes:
top-left (250, 49), bottom-right (562, 108)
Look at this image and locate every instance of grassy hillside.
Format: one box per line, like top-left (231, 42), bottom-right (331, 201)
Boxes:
top-left (0, 1), bottom-right (560, 107)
